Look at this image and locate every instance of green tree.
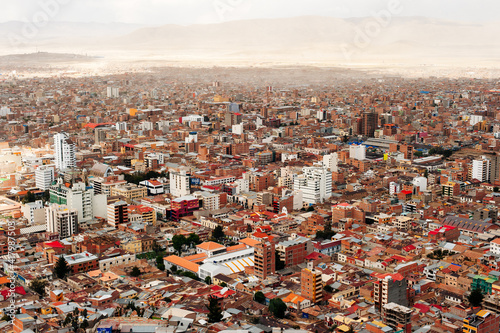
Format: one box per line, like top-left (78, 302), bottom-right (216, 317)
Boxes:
top-left (187, 233), bottom-right (201, 246)
top-left (307, 205), bottom-right (315, 212)
top-left (156, 255), bottom-right (165, 271)
top-left (206, 296), bottom-right (223, 323)
top-left (494, 187), bottom-right (499, 193)
top-left (172, 234), bottom-right (187, 254)
top-left (254, 291), bottom-right (266, 304)
top-left (275, 251), bottom-right (285, 270)
top-left (54, 256), bottom-right (70, 279)
top-left (324, 285), bottom-right (333, 293)
top-left (220, 282), bottom-right (227, 288)
top-left (205, 276), bottom-right (212, 285)
top-left (130, 266), bottom-right (142, 277)
top-left (81, 319), bottom-right (89, 329)
top-left (212, 225), bottom-right (225, 242)
top-left (22, 191), bottom-right (36, 204)
top-left (424, 169), bottom-right (429, 178)
top-left (29, 279), bottom-right (48, 297)
top-left (468, 288), bottom-right (484, 307)
top-left (269, 298), bottom-right (287, 318)
top-left (1, 314), bottom-right (9, 322)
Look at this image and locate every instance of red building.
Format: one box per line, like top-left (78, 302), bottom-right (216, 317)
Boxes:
top-left (171, 195), bottom-right (199, 221)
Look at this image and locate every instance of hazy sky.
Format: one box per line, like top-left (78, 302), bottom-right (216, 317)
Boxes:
top-left (1, 0), bottom-right (499, 25)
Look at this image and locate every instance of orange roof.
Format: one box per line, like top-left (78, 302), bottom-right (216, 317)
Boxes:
top-left (87, 269), bottom-right (102, 277)
top-left (0, 277), bottom-right (10, 285)
top-left (226, 244), bottom-right (247, 253)
top-left (183, 253), bottom-right (208, 263)
top-left (283, 293), bottom-right (306, 304)
top-left (240, 237), bottom-right (260, 247)
top-left (196, 241), bottom-right (225, 251)
top-left (164, 255), bottom-right (200, 273)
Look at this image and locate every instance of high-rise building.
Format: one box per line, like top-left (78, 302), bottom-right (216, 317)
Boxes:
top-left (35, 165), bottom-right (54, 190)
top-left (54, 133), bottom-right (76, 170)
top-left (49, 179), bottom-right (107, 225)
top-left (323, 153), bottom-right (339, 172)
top-left (116, 122), bottom-right (128, 131)
top-left (107, 87), bottom-right (119, 98)
top-left (361, 111), bottom-right (377, 137)
top-left (293, 167), bottom-right (332, 204)
top-left (95, 128), bottom-right (106, 143)
top-left (382, 303), bottom-right (412, 333)
top-left (486, 153), bottom-right (500, 183)
top-left (107, 201), bottom-right (129, 227)
top-left (374, 273), bottom-right (409, 312)
top-left (472, 156), bottom-right (491, 182)
top-left (169, 168), bottom-right (191, 198)
top-left (301, 261), bottom-right (323, 304)
top-left (463, 310), bottom-right (500, 333)
top-left (254, 240), bottom-right (275, 280)
top-left (46, 204), bottom-right (78, 239)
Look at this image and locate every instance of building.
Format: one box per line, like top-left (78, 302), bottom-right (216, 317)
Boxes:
top-left (60, 251), bottom-right (99, 274)
top-left (463, 310), bottom-right (500, 333)
top-left (361, 111), bottom-right (378, 137)
top-left (46, 204), bottom-right (78, 239)
top-left (90, 175), bottom-right (127, 195)
top-left (254, 240), bottom-right (275, 280)
top-left (20, 200), bottom-right (44, 225)
top-left (171, 195), bottom-right (199, 221)
top-left (194, 191), bottom-right (220, 211)
top-left (170, 169), bottom-right (191, 198)
top-left (276, 236), bottom-right (313, 268)
top-left (110, 183), bottom-right (147, 200)
top-left (301, 262), bottom-right (323, 304)
top-left (35, 165), bottom-right (54, 190)
top-left (54, 133), bottom-right (76, 170)
top-left (374, 273), bottom-right (409, 312)
top-left (49, 179), bottom-right (107, 224)
top-left (107, 86), bottom-right (119, 98)
top-left (107, 201), bottom-right (129, 227)
top-left (323, 153), bottom-right (339, 172)
top-left (294, 167), bottom-right (332, 204)
top-left (349, 144), bottom-right (366, 161)
top-left (99, 253), bottom-right (137, 272)
top-left (472, 157), bottom-right (491, 182)
top-left (128, 205), bottom-right (156, 225)
top-left (95, 128), bottom-right (106, 143)
top-left (382, 302), bottom-right (412, 333)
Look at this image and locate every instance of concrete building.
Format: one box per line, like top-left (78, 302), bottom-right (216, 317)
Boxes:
top-left (46, 204), bottom-right (78, 238)
top-left (323, 153), bottom-right (339, 172)
top-left (463, 310), bottom-right (500, 333)
top-left (382, 302), bottom-right (412, 333)
top-left (110, 183), bottom-right (147, 200)
top-left (294, 167), bottom-right (332, 204)
top-left (170, 169), bottom-right (191, 198)
top-left (107, 201), bottom-right (129, 227)
top-left (49, 179), bottom-right (107, 224)
top-left (374, 273), bottom-right (409, 312)
top-left (194, 191), bottom-right (220, 211)
top-left (35, 165), bottom-right (54, 190)
top-left (472, 157), bottom-right (491, 182)
top-left (54, 133), bottom-right (76, 170)
top-left (20, 200), bottom-right (44, 225)
top-left (301, 261), bottom-right (323, 304)
top-left (349, 144), bottom-right (366, 161)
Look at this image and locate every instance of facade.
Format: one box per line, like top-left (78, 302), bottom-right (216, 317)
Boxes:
top-left (254, 240), bottom-right (275, 280)
top-left (463, 310), bottom-right (500, 333)
top-left (61, 251), bottom-right (99, 274)
top-left (46, 204), bottom-right (78, 239)
top-left (170, 169), bottom-right (191, 198)
top-left (323, 153), bottom-right (339, 172)
top-left (20, 200), bottom-right (44, 225)
top-left (301, 262), bottom-right (323, 304)
top-left (374, 273), bottom-right (409, 312)
top-left (276, 236), bottom-right (313, 268)
top-left (171, 195), bottom-right (199, 221)
top-left (350, 144), bottom-right (366, 161)
top-left (361, 111), bottom-right (377, 137)
top-left (54, 133), bottom-right (76, 170)
top-left (382, 302), bottom-right (412, 333)
top-left (194, 191), bottom-right (220, 211)
top-left (472, 157), bottom-right (491, 182)
top-left (35, 165), bottom-right (54, 190)
top-left (107, 201), bottom-right (129, 227)
top-left (110, 183), bottom-right (147, 200)
top-left (293, 167), bottom-right (332, 204)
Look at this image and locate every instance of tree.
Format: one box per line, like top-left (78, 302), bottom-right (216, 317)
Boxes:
top-left (130, 266), bottom-right (142, 277)
top-left (172, 234), bottom-right (187, 254)
top-left (254, 291), bottom-right (266, 304)
top-left (494, 187), bottom-right (499, 193)
top-left (206, 296), bottom-right (223, 323)
top-left (324, 285), bottom-right (333, 293)
top-left (205, 276), bottom-right (212, 285)
top-left (54, 256), bottom-right (70, 279)
top-left (187, 233), bottom-right (201, 246)
top-left (424, 169), bottom-right (429, 178)
top-left (414, 151), bottom-right (423, 158)
top-left (212, 225), bottom-right (225, 242)
top-left (269, 298), bottom-right (287, 319)
top-left (29, 279), bottom-right (48, 297)
top-left (22, 191), bottom-right (36, 204)
top-left (81, 319), bottom-right (89, 329)
top-left (220, 282), bottom-right (227, 288)
top-left (468, 288), bottom-right (484, 307)
top-left (307, 205), bottom-right (315, 212)
top-left (347, 326), bottom-right (355, 333)
top-left (156, 255), bottom-right (165, 271)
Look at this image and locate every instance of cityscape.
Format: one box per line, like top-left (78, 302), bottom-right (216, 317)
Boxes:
top-left (0, 1), bottom-right (500, 333)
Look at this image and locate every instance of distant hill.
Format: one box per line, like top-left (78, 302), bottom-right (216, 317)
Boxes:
top-left (1, 16), bottom-right (500, 65)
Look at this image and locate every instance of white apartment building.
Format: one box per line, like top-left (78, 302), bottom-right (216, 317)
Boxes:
top-left (472, 156), bottom-right (491, 182)
top-left (194, 191), bottom-right (220, 210)
top-left (54, 133), bottom-right (76, 170)
top-left (349, 144), bottom-right (366, 161)
top-left (21, 200), bottom-right (44, 225)
top-left (323, 153), bottom-right (339, 172)
top-left (46, 204), bottom-right (78, 238)
top-left (169, 169), bottom-right (191, 197)
top-left (293, 167), bottom-right (332, 204)
top-left (35, 165), bottom-right (55, 190)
